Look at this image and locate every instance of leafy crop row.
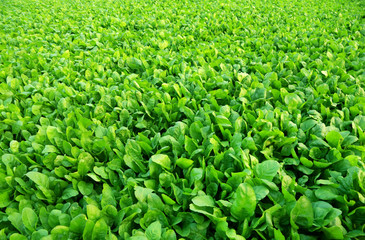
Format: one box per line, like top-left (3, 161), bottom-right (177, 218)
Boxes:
top-left (0, 0), bottom-right (364, 239)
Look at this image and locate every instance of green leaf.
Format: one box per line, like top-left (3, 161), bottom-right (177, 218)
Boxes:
top-left (0, 190), bottom-right (11, 208)
top-left (70, 214), bottom-right (87, 234)
top-left (85, 69), bottom-right (93, 80)
top-left (162, 229), bottom-right (177, 240)
top-left (346, 230), bottom-right (365, 238)
top-left (191, 195), bottom-right (215, 207)
top-left (0, 229), bottom-right (6, 240)
top-left (161, 194), bottom-right (176, 205)
top-left (78, 152), bottom-right (94, 176)
top-left (8, 212), bottom-right (25, 233)
top-left (48, 209), bottom-right (62, 228)
top-left (124, 140), bottom-right (147, 173)
top-left (42, 145), bottom-right (59, 154)
top-left (150, 154), bottom-right (171, 170)
top-left (226, 228), bottom-right (245, 240)
top-left (126, 57), bottom-right (143, 70)
top-left (22, 207), bottom-right (38, 232)
top-left (312, 201), bottom-right (341, 227)
top-left (325, 131), bottom-right (344, 148)
top-left (300, 119), bottom-right (317, 131)
top-left (158, 40), bottom-right (168, 50)
top-left (51, 226), bottom-right (69, 240)
top-left (254, 160), bottom-right (280, 181)
top-left (26, 172), bottom-right (49, 188)
top-left (92, 218), bottom-right (108, 240)
top-left (94, 166), bottom-right (109, 179)
top-left (62, 188), bottom-right (79, 200)
top-left (190, 122), bottom-right (202, 141)
top-left (317, 83), bottom-right (329, 94)
top-left (135, 186), bottom-right (154, 203)
top-left (86, 205), bottom-right (101, 221)
top-left (231, 183), bottom-right (256, 220)
top-left (284, 93), bottom-right (302, 109)
top-left (253, 185), bottom-right (270, 201)
top-left (147, 193), bottom-right (164, 211)
top-left (101, 183), bottom-right (116, 208)
top-left (184, 135), bottom-right (197, 155)
top-left (31, 229), bottom-right (48, 240)
top-left (322, 226), bottom-right (344, 240)
top-left (252, 87), bottom-right (267, 100)
top-left (9, 234), bottom-right (27, 240)
top-left (242, 137), bottom-right (257, 151)
top-left (348, 206), bottom-right (365, 225)
top-left (78, 181), bottom-right (93, 196)
top-left (145, 221), bottom-right (162, 240)
top-left (274, 229), bottom-right (285, 240)
top-left (291, 196), bottom-right (314, 229)
top-left (176, 158), bottom-right (194, 169)
top-left (216, 115), bottom-right (232, 128)
top-left (83, 220), bottom-right (95, 240)
top-left (315, 186), bottom-right (339, 200)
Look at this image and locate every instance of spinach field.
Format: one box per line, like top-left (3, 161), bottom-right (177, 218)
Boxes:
top-left (0, 0), bottom-right (364, 239)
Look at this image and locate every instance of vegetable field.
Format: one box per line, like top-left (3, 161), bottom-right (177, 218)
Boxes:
top-left (0, 0), bottom-right (365, 239)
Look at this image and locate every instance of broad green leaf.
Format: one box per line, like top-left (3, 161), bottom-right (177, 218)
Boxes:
top-left (322, 226), bottom-right (344, 240)
top-left (62, 188), bottom-right (79, 200)
top-left (254, 160), bottom-right (280, 181)
top-left (192, 195), bottom-right (215, 207)
top-left (78, 152), bottom-right (94, 176)
top-left (0, 229), bottom-right (6, 240)
top-left (78, 181), bottom-right (93, 196)
top-left (274, 229), bottom-right (285, 240)
top-left (162, 229), bottom-right (177, 240)
top-left (83, 220), bottom-right (95, 240)
top-left (252, 88), bottom-right (267, 100)
top-left (253, 185), bottom-right (270, 201)
top-left (216, 115), bottom-right (232, 128)
top-left (315, 186), bottom-right (339, 200)
top-left (22, 207), bottom-right (38, 231)
top-left (127, 57), bottom-right (143, 70)
top-left (0, 190), bottom-right (11, 208)
top-left (135, 186), bottom-right (154, 202)
top-left (312, 201), bottom-right (342, 227)
top-left (231, 183), bottom-right (256, 220)
top-left (242, 137), bottom-right (257, 151)
top-left (291, 196), bottom-right (314, 229)
top-left (300, 120), bottom-right (317, 131)
top-left (8, 212), bottom-right (25, 233)
top-left (145, 221), bottom-right (162, 240)
top-left (26, 172), bottom-right (49, 188)
top-left (124, 140), bottom-right (147, 173)
top-left (48, 209), bottom-right (62, 228)
top-left (87, 205), bottom-right (101, 221)
top-left (9, 234), bottom-right (27, 240)
top-left (101, 183), bottom-right (116, 208)
top-left (161, 194), bottom-right (176, 205)
top-left (325, 131), bottom-right (344, 148)
top-left (92, 218), bottom-right (108, 240)
top-left (150, 154), bottom-right (171, 170)
top-left (31, 229), bottom-right (48, 240)
top-left (70, 214), bottom-right (87, 234)
top-left (51, 226), bottom-right (69, 240)
top-left (176, 158), bottom-right (194, 169)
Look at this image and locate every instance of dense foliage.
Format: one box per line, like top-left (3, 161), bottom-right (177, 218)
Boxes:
top-left (0, 0), bottom-right (365, 239)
